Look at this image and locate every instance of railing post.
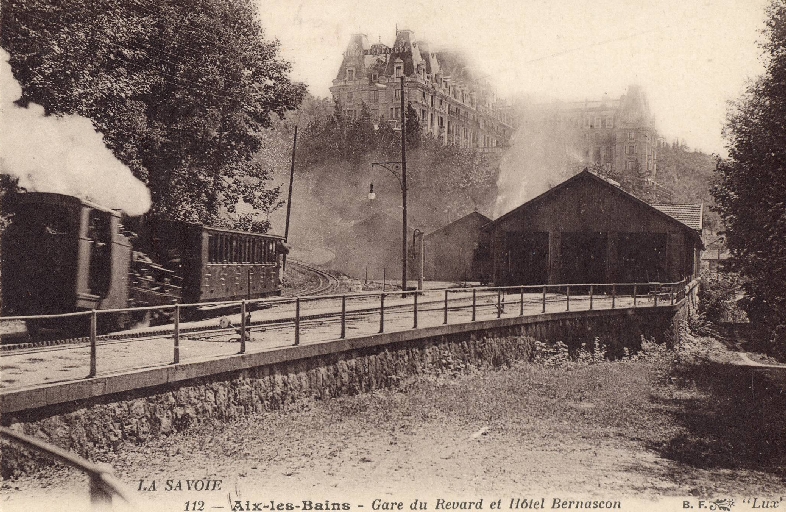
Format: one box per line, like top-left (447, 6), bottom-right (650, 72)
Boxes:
top-left (633, 284), bottom-right (637, 308)
top-left (654, 288), bottom-right (659, 307)
top-left (379, 293), bottom-right (385, 333)
top-left (670, 285), bottom-right (674, 305)
top-left (88, 310), bottom-right (97, 378)
top-left (340, 295), bottom-right (346, 339)
top-left (542, 286), bottom-right (546, 313)
top-left (612, 284), bottom-right (616, 309)
top-left (173, 304), bottom-right (180, 364)
top-left (497, 289), bottom-right (502, 318)
top-left (589, 285), bottom-right (593, 310)
top-left (566, 286), bottom-right (570, 311)
top-left (240, 299), bottom-right (247, 353)
top-left (520, 287), bottom-right (524, 316)
top-left (443, 290), bottom-right (449, 324)
top-left (472, 289), bottom-right (476, 321)
top-left (294, 298), bottom-right (300, 345)
top-left (413, 292), bottom-right (418, 329)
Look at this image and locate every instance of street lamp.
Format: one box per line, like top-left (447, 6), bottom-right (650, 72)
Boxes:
top-left (369, 75), bottom-right (408, 291)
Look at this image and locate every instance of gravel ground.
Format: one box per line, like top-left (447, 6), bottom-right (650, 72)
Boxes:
top-left (2, 334), bottom-right (785, 512)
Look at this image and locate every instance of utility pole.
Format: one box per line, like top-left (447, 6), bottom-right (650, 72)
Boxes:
top-left (283, 126), bottom-right (297, 271)
top-left (369, 76), bottom-right (408, 293)
top-left (400, 75), bottom-right (407, 293)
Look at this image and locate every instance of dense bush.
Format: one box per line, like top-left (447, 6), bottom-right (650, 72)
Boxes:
top-left (698, 271), bottom-right (745, 324)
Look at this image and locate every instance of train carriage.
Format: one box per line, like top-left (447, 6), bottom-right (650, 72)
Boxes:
top-left (1, 192), bottom-right (131, 318)
top-left (1, 192), bottom-right (284, 333)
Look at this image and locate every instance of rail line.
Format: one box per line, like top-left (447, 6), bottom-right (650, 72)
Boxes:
top-left (1, 260), bottom-right (340, 352)
top-left (286, 260), bottom-right (341, 296)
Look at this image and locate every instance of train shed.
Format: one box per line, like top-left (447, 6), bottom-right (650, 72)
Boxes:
top-left (488, 170), bottom-right (703, 286)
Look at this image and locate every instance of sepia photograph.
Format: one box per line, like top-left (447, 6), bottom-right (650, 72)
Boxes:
top-left (1, 0), bottom-right (785, 510)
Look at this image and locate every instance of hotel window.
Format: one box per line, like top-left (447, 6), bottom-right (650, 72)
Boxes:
top-left (626, 161), bottom-right (634, 171)
top-left (346, 91), bottom-right (353, 102)
top-left (395, 65), bottom-right (403, 77)
top-left (628, 131), bottom-right (635, 140)
top-left (346, 68), bottom-right (355, 81)
top-left (370, 90), bottom-right (379, 102)
top-left (594, 117), bottom-right (601, 128)
top-left (394, 89), bottom-right (400, 99)
top-left (627, 145), bottom-right (635, 155)
top-left (606, 116), bottom-right (613, 128)
top-left (371, 73), bottom-right (378, 82)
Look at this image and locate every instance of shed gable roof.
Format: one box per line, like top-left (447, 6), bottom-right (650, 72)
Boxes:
top-left (489, 170), bottom-right (702, 244)
top-left (426, 211), bottom-right (491, 240)
top-left (651, 203), bottom-right (703, 231)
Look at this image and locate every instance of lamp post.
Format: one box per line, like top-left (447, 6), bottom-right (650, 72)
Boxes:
top-left (369, 75), bottom-right (408, 292)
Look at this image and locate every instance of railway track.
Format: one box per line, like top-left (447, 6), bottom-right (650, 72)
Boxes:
top-left (284, 260), bottom-right (341, 296)
top-left (1, 260), bottom-right (342, 352)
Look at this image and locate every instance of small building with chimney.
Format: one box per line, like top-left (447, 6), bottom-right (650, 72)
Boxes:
top-left (413, 212), bottom-right (491, 283)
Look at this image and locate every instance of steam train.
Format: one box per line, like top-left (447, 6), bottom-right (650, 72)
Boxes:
top-left (1, 192), bottom-right (285, 332)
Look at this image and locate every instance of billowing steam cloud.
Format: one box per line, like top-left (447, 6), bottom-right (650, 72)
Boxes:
top-left (494, 102), bottom-right (583, 217)
top-left (0, 49), bottom-right (151, 216)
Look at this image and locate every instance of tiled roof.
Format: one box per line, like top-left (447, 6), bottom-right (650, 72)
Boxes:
top-left (652, 203), bottom-right (703, 231)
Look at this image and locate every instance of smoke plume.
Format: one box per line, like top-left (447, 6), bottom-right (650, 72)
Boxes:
top-left (0, 49), bottom-right (151, 216)
top-left (494, 101), bottom-right (583, 217)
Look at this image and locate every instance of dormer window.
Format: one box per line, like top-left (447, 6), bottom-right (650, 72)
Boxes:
top-left (395, 65), bottom-right (403, 77)
top-left (346, 68), bottom-right (355, 81)
top-left (371, 72), bottom-right (379, 82)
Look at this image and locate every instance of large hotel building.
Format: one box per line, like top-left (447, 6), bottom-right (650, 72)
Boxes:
top-left (330, 29), bottom-right (514, 149)
top-left (543, 85), bottom-right (660, 175)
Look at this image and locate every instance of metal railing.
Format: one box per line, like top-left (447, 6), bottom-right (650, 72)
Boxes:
top-left (0, 426), bottom-right (135, 510)
top-left (0, 278), bottom-right (695, 385)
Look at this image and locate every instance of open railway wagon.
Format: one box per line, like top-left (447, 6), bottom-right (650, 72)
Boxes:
top-left (1, 192), bottom-right (284, 335)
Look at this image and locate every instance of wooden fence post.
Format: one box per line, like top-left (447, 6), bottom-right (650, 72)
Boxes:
top-left (379, 293), bottom-right (385, 333)
top-left (173, 304), bottom-right (180, 364)
top-left (88, 310), bottom-right (97, 378)
top-left (240, 300), bottom-right (247, 353)
top-left (340, 296), bottom-right (346, 339)
top-left (294, 298), bottom-right (300, 345)
top-left (443, 290), bottom-right (449, 324)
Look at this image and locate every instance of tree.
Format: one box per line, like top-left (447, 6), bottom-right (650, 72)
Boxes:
top-left (405, 102), bottom-right (422, 147)
top-left (1, 0), bottom-right (305, 229)
top-left (713, 0), bottom-right (786, 330)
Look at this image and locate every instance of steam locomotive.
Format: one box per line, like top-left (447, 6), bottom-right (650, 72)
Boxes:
top-left (1, 192), bottom-right (284, 332)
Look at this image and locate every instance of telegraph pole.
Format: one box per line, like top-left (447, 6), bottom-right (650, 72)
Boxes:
top-left (400, 75), bottom-right (408, 292)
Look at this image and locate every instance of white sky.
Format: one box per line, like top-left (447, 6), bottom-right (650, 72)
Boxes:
top-left (258, 0), bottom-right (769, 155)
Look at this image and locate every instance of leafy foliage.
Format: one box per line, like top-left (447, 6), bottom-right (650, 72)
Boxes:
top-left (1, 0), bottom-right (305, 229)
top-left (698, 271), bottom-right (745, 325)
top-left (712, 0), bottom-right (786, 329)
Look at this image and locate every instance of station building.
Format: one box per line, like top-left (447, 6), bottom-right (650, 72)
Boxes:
top-left (487, 170), bottom-right (703, 286)
top-left (330, 29), bottom-right (514, 149)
